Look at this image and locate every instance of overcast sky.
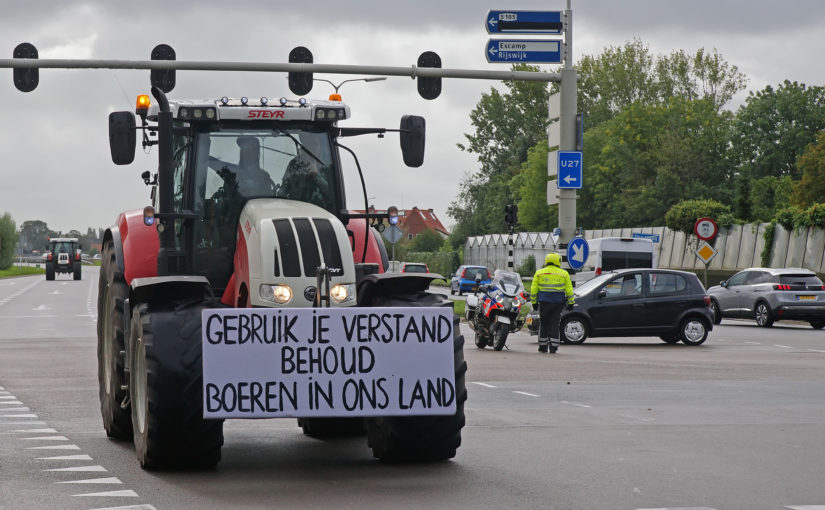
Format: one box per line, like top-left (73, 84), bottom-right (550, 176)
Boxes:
top-left (2, 1), bottom-right (825, 235)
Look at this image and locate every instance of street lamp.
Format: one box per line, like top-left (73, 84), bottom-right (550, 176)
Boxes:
top-left (313, 76), bottom-right (387, 94)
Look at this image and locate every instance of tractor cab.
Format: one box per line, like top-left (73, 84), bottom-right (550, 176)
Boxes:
top-left (109, 91), bottom-right (424, 304)
top-left (45, 237), bottom-right (81, 280)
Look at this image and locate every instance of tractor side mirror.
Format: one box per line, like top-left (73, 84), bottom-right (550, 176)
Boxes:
top-left (400, 115), bottom-right (425, 167)
top-left (109, 111), bottom-right (136, 165)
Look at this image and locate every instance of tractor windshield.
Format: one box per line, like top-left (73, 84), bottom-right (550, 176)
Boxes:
top-left (193, 123), bottom-right (338, 215)
top-left (50, 241), bottom-right (75, 254)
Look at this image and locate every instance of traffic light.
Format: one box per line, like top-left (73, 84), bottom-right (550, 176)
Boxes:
top-left (504, 204), bottom-right (518, 227)
top-left (288, 46), bottom-right (313, 96)
top-left (416, 51), bottom-right (442, 100)
top-left (13, 42), bottom-right (39, 92)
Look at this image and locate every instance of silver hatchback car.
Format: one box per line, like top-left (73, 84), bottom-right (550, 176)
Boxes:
top-left (706, 268), bottom-right (825, 329)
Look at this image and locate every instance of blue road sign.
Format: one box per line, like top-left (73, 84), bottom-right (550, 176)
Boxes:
top-left (557, 151), bottom-right (582, 189)
top-left (486, 10), bottom-right (563, 34)
top-left (486, 39), bottom-right (562, 64)
top-left (632, 232), bottom-right (660, 243)
top-left (567, 237), bottom-right (589, 271)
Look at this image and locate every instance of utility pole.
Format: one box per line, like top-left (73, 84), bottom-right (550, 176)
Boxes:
top-left (556, 0), bottom-right (578, 265)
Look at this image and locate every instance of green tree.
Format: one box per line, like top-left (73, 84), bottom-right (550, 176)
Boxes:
top-left (510, 140), bottom-right (557, 231)
top-left (792, 130), bottom-right (825, 208)
top-left (450, 64), bottom-right (551, 242)
top-left (731, 80), bottom-right (825, 180)
top-left (578, 97), bottom-right (735, 229)
top-left (19, 219), bottom-right (57, 253)
top-left (750, 175), bottom-right (794, 222)
top-left (0, 213), bottom-right (18, 269)
top-left (665, 199), bottom-right (731, 234)
top-left (578, 40), bottom-right (746, 128)
top-left (409, 229), bottom-right (443, 253)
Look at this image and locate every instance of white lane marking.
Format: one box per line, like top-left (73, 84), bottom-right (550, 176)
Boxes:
top-left (26, 444), bottom-right (81, 450)
top-left (0, 421), bottom-right (46, 426)
top-left (807, 349), bottom-right (825, 353)
top-left (72, 490), bottom-right (139, 498)
top-left (87, 270), bottom-right (98, 322)
top-left (44, 465), bottom-right (107, 472)
top-left (38, 454), bottom-right (93, 460)
top-left (0, 400), bottom-right (25, 405)
top-left (0, 408), bottom-right (30, 412)
top-left (3, 315), bottom-right (60, 319)
top-left (637, 507), bottom-right (717, 510)
top-left (561, 400), bottom-right (592, 408)
top-left (0, 395), bottom-right (18, 399)
top-left (620, 413), bottom-right (656, 423)
top-left (513, 391), bottom-right (540, 397)
top-left (786, 506), bottom-right (825, 509)
top-left (775, 344), bottom-right (793, 349)
top-left (21, 435), bottom-right (69, 441)
top-left (471, 382), bottom-right (497, 388)
top-left (50, 290), bottom-right (61, 295)
top-left (0, 278), bottom-right (41, 308)
top-left (58, 477), bottom-right (122, 485)
top-left (15, 428), bottom-right (57, 433)
top-left (0, 413), bottom-right (39, 418)
top-left (743, 341), bottom-right (760, 345)
top-left (87, 506), bottom-right (157, 510)
top-left (32, 304), bottom-right (50, 311)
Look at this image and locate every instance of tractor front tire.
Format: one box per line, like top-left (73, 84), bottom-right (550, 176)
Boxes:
top-left (96, 243), bottom-right (132, 439)
top-left (45, 262), bottom-right (55, 281)
top-left (129, 300), bottom-right (223, 469)
top-left (364, 291), bottom-right (467, 462)
top-left (73, 261), bottom-right (82, 280)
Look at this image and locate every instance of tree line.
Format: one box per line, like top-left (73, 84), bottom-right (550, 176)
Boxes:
top-left (447, 39), bottom-right (825, 248)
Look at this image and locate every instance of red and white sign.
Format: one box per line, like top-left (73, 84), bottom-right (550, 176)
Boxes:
top-left (694, 217), bottom-right (718, 241)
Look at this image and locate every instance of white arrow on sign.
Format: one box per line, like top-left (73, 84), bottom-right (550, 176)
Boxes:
top-left (571, 243), bottom-right (585, 263)
top-left (488, 17), bottom-right (498, 28)
top-left (488, 46), bottom-right (498, 56)
top-left (563, 175), bottom-right (577, 184)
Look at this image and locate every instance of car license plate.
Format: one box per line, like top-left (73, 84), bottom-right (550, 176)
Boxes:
top-left (797, 295), bottom-right (816, 301)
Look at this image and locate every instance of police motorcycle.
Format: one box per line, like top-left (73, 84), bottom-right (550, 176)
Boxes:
top-left (465, 269), bottom-right (529, 351)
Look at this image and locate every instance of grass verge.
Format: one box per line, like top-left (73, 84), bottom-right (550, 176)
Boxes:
top-left (0, 266), bottom-right (46, 278)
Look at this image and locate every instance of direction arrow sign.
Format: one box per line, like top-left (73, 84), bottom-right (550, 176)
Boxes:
top-left (486, 10), bottom-right (564, 34)
top-left (567, 237), bottom-right (589, 271)
top-left (486, 39), bottom-right (562, 64)
top-left (557, 151), bottom-right (582, 189)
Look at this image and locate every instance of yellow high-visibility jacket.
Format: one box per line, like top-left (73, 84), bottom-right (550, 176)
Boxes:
top-left (530, 265), bottom-right (574, 306)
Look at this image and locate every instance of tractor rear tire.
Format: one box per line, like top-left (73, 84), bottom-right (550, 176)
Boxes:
top-left (298, 418), bottom-right (366, 438)
top-left (129, 300), bottom-right (224, 469)
top-left (97, 243), bottom-right (132, 440)
top-left (73, 261), bottom-right (81, 280)
top-left (45, 262), bottom-right (55, 281)
top-left (363, 291), bottom-right (467, 462)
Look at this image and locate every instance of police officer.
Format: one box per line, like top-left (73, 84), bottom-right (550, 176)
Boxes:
top-left (530, 253), bottom-right (575, 353)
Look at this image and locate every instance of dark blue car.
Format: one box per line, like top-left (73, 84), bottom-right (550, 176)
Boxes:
top-left (450, 265), bottom-right (492, 295)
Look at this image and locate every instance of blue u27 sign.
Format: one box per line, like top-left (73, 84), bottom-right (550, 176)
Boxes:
top-left (486, 39), bottom-right (562, 64)
top-left (567, 237), bottom-right (589, 271)
top-left (486, 10), bottom-right (564, 34)
top-left (557, 151), bottom-right (582, 189)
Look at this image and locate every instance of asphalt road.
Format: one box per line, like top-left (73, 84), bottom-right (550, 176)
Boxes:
top-left (2, 269), bottom-right (825, 510)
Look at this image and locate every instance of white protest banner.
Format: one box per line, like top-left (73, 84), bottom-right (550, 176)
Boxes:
top-left (202, 307), bottom-right (456, 419)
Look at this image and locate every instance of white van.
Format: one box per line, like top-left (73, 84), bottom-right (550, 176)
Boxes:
top-left (573, 237), bottom-right (657, 282)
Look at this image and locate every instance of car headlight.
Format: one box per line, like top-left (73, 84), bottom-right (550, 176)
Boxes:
top-left (260, 284), bottom-right (293, 304)
top-left (330, 283), bottom-right (356, 304)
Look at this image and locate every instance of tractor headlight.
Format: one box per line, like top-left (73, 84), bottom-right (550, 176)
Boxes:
top-left (260, 284), bottom-right (293, 304)
top-left (330, 283), bottom-right (355, 304)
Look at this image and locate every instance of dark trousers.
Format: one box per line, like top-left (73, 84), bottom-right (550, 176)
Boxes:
top-left (538, 301), bottom-right (563, 346)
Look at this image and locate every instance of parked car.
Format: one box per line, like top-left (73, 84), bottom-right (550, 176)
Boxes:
top-left (706, 268), bottom-right (825, 329)
top-left (450, 265), bottom-right (492, 295)
top-left (528, 268), bottom-right (713, 345)
top-left (400, 262), bottom-right (429, 273)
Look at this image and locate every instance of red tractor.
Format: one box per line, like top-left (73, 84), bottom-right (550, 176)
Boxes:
top-left (95, 47), bottom-right (466, 469)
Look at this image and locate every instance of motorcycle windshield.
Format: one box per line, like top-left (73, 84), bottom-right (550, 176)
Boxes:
top-left (493, 270), bottom-right (523, 296)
